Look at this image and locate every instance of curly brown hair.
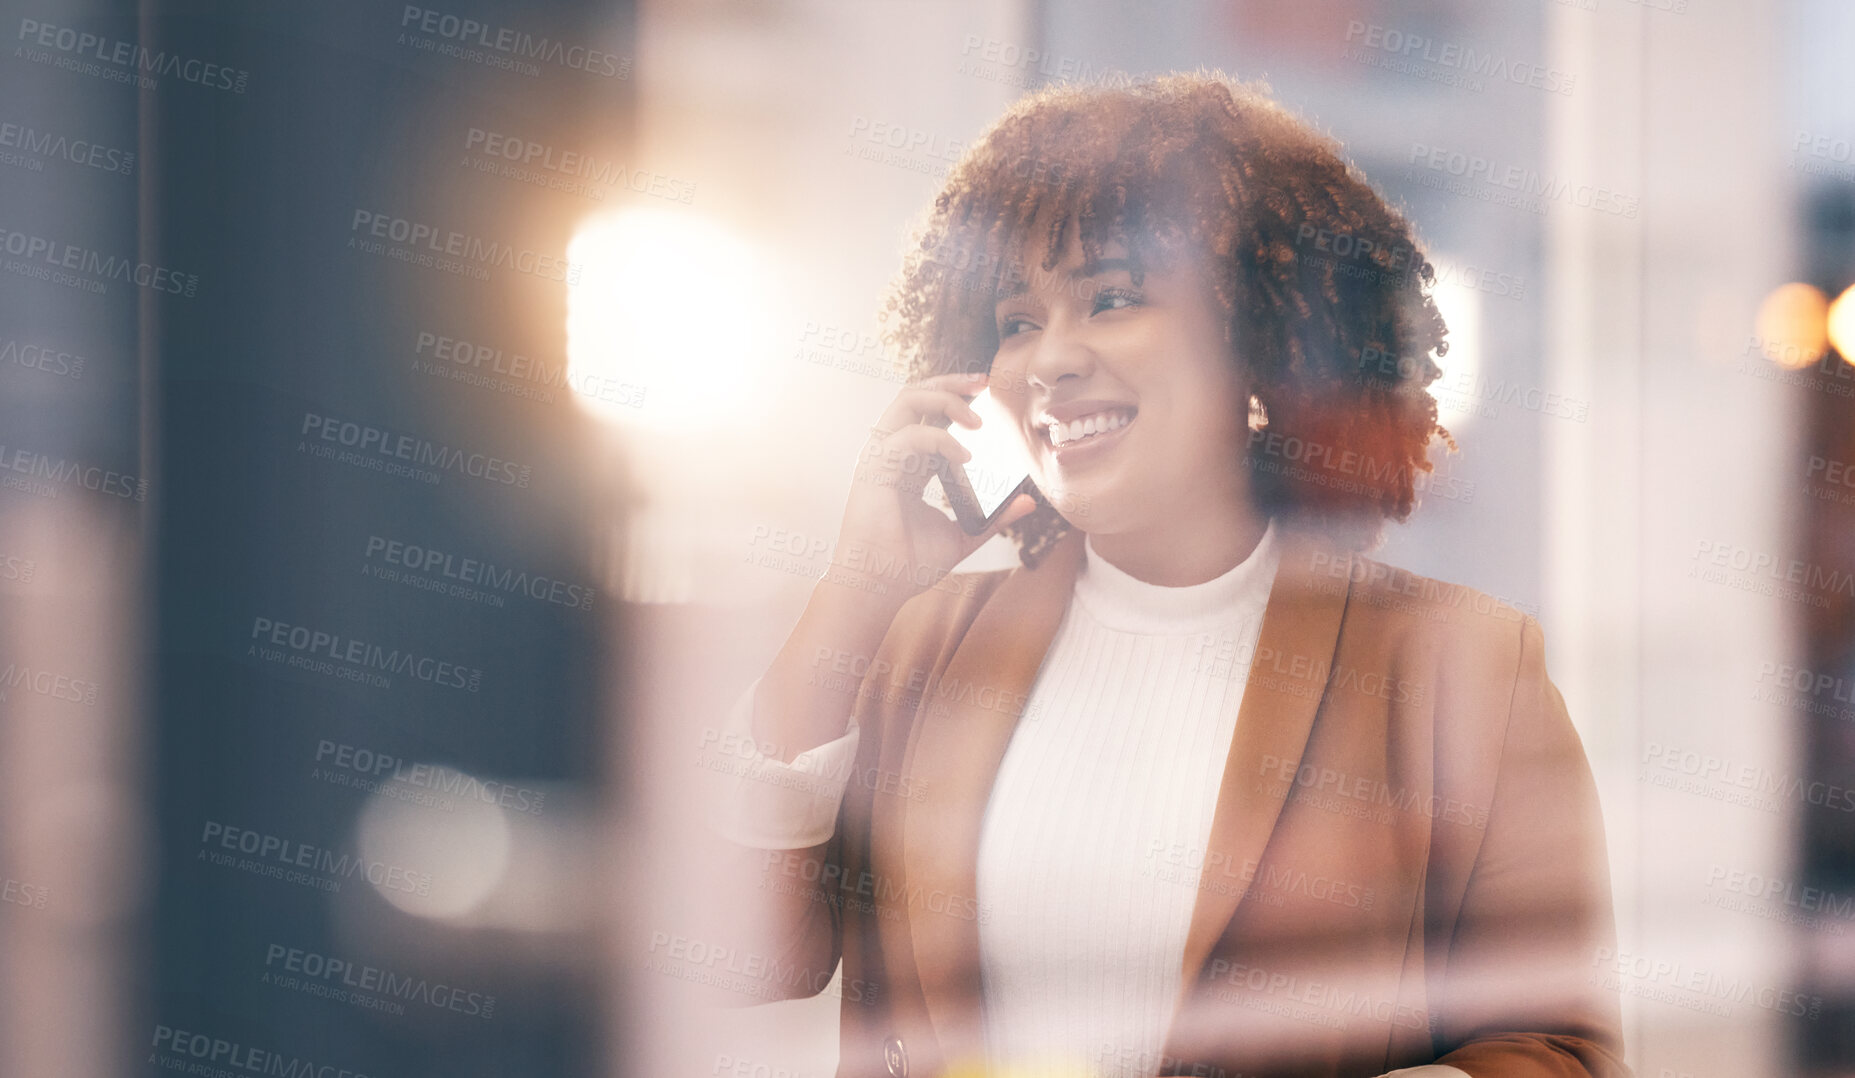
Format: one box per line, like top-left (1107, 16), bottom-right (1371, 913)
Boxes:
top-left (877, 69), bottom-right (1455, 567)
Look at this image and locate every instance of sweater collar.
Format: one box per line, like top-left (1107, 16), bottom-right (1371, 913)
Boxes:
top-left (1073, 518), bottom-right (1281, 633)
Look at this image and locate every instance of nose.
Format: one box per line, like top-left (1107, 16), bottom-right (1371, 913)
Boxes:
top-left (1021, 315), bottom-right (1096, 393)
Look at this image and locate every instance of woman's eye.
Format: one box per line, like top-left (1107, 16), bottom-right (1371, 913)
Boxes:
top-left (997, 316), bottom-right (1036, 338)
top-left (1092, 287), bottom-right (1143, 315)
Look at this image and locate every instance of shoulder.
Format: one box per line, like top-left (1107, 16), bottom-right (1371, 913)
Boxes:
top-left (1319, 552), bottom-right (1551, 708)
top-left (1344, 557), bottom-right (1573, 737)
top-left (1332, 561), bottom-right (1574, 796)
top-left (1340, 553), bottom-right (1536, 642)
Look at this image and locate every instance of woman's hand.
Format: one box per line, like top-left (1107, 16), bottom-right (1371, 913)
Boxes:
top-left (828, 370), bottom-right (1037, 607)
top-left (745, 372), bottom-right (1037, 764)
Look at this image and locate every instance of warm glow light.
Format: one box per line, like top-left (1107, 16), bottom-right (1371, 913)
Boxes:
top-left (1427, 265), bottom-right (1483, 429)
top-left (1827, 283), bottom-right (1855, 368)
top-left (565, 207), bottom-right (776, 427)
top-left (1754, 282), bottom-right (1829, 370)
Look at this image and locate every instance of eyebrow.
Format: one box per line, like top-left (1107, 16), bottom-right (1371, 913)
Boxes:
top-left (994, 257), bottom-right (1136, 303)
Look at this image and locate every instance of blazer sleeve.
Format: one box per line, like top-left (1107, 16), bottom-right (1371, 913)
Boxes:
top-left (704, 676), bottom-right (863, 849)
top-left (694, 683), bottom-right (852, 1006)
top-left (699, 578), bottom-right (965, 1005)
top-left (1432, 616), bottom-right (1632, 1078)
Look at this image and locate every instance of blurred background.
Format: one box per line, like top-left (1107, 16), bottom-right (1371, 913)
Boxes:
top-left (1, 0), bottom-right (1852, 1075)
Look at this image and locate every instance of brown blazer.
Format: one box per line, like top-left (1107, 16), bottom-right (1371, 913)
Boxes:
top-left (754, 524), bottom-right (1628, 1078)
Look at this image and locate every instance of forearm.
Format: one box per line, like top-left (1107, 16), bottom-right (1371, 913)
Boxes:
top-left (689, 675), bottom-right (864, 1004)
top-left (754, 570), bottom-right (906, 762)
top-left (690, 677), bottom-right (860, 1002)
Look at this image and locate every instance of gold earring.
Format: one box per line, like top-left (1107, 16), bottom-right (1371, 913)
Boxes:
top-left (1248, 394), bottom-right (1268, 432)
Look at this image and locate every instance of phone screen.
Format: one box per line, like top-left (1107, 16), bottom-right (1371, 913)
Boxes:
top-left (944, 387), bottom-right (1037, 521)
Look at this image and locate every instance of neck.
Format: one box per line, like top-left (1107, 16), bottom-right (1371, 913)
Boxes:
top-left (1086, 496), bottom-right (1269, 587)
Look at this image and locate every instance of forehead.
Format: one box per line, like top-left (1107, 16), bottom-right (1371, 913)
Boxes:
top-left (992, 217), bottom-right (1135, 302)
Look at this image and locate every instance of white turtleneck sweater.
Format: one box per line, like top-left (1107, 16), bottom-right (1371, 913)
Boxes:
top-left (971, 523), bottom-right (1277, 1074)
top-left (706, 523), bottom-right (1469, 1078)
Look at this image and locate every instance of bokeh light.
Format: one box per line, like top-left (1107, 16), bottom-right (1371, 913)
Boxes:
top-left (565, 207), bottom-right (777, 428)
top-left (1826, 282), bottom-right (1855, 368)
top-left (357, 772), bottom-right (512, 920)
top-left (1754, 281), bottom-right (1830, 370)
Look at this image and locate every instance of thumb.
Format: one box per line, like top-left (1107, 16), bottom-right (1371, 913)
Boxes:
top-left (978, 493), bottom-right (1038, 542)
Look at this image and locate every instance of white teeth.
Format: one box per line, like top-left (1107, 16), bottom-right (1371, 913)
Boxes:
top-left (1047, 410), bottom-right (1133, 447)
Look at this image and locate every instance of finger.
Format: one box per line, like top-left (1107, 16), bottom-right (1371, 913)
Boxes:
top-left (973, 492), bottom-right (1038, 545)
top-left (873, 424), bottom-right (971, 468)
top-left (910, 370), bottom-right (990, 394)
top-left (855, 425), bottom-right (969, 501)
top-left (876, 387), bottom-right (982, 433)
top-left (945, 493), bottom-right (1035, 562)
top-left (997, 492), bottom-right (1038, 529)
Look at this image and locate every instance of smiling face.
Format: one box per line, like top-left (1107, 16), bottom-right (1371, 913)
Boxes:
top-left (987, 216), bottom-right (1255, 538)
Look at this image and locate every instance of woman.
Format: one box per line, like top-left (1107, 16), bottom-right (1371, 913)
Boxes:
top-left (703, 71), bottom-right (1627, 1078)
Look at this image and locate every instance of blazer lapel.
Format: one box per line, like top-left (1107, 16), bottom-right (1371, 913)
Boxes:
top-left (900, 524), bottom-right (1352, 1069)
top-left (903, 529), bottom-right (1085, 1069)
top-left (1172, 526), bottom-right (1353, 1007)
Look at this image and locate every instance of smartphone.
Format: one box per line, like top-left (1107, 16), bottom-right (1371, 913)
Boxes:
top-left (930, 386), bottom-right (1038, 536)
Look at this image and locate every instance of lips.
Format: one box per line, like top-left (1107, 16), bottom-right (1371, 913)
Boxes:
top-left (1042, 407), bottom-right (1136, 448)
top-left (1035, 396), bottom-right (1139, 450)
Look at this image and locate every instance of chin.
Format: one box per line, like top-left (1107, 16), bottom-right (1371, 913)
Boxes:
top-left (1039, 483), bottom-right (1128, 536)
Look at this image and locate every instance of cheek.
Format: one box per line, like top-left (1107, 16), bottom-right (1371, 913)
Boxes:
top-left (987, 360), bottom-right (1036, 413)
top-left (1146, 379), bottom-right (1247, 465)
top-left (998, 400), bottom-right (1035, 443)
